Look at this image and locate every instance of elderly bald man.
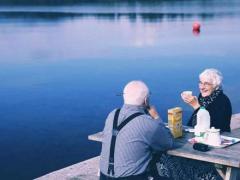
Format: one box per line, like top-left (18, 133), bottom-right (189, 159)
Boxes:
top-left (99, 80), bottom-right (174, 180)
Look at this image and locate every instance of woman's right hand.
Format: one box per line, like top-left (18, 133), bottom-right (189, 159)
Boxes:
top-left (181, 93), bottom-right (200, 110)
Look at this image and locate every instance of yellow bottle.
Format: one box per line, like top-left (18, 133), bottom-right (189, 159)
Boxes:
top-left (168, 107), bottom-right (183, 138)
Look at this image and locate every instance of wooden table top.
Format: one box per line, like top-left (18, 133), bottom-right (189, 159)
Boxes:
top-left (88, 128), bottom-right (240, 168)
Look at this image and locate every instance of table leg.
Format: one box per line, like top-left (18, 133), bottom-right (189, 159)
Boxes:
top-left (225, 167), bottom-right (240, 180)
top-left (215, 166), bottom-right (225, 179)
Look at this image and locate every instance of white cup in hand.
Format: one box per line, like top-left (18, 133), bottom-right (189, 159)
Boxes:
top-left (182, 91), bottom-right (192, 98)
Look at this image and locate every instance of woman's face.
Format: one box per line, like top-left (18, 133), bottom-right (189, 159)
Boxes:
top-left (199, 77), bottom-right (215, 97)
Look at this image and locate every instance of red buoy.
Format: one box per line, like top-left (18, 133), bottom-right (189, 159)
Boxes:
top-left (192, 22), bottom-right (201, 31)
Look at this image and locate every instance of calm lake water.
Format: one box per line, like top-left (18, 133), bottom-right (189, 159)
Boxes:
top-left (0, 1), bottom-right (240, 179)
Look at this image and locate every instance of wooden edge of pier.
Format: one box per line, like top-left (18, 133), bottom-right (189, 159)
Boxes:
top-left (35, 156), bottom-right (100, 180)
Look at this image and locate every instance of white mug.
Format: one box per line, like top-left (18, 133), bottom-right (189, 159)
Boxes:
top-left (182, 91), bottom-right (193, 98)
top-left (204, 127), bottom-right (221, 146)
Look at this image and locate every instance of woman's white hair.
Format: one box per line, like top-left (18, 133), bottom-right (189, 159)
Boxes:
top-left (123, 80), bottom-right (149, 106)
top-left (199, 68), bottom-right (223, 89)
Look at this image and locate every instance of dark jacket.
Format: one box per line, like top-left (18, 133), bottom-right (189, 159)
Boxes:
top-left (187, 91), bottom-right (232, 132)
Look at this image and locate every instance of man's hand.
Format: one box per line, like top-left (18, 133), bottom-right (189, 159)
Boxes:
top-left (147, 106), bottom-right (160, 120)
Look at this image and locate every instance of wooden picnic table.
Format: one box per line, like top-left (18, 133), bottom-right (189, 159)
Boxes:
top-left (88, 128), bottom-right (240, 180)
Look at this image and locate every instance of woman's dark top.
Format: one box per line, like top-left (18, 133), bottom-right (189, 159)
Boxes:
top-left (187, 89), bottom-right (232, 132)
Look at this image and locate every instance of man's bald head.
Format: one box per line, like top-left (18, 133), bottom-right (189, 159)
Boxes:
top-left (123, 81), bottom-right (149, 106)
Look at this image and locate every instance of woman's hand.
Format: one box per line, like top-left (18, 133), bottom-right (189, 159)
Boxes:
top-left (181, 93), bottom-right (200, 110)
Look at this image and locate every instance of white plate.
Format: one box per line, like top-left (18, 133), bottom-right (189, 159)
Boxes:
top-left (189, 135), bottom-right (240, 148)
top-left (184, 128), bottom-right (195, 133)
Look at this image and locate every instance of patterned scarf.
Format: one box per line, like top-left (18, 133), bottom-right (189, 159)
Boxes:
top-left (190, 88), bottom-right (222, 126)
top-left (198, 88), bottom-right (223, 108)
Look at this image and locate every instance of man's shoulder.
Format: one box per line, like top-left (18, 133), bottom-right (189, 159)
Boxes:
top-left (106, 108), bottom-right (160, 125)
top-left (107, 108), bottom-right (120, 116)
top-left (134, 114), bottom-right (164, 129)
top-left (104, 108), bottom-right (120, 124)
top-left (137, 114), bottom-right (155, 121)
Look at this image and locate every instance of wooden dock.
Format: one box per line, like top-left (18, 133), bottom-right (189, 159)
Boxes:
top-left (35, 156), bottom-right (100, 180)
top-left (231, 113), bottom-right (240, 130)
top-left (36, 114), bottom-right (240, 180)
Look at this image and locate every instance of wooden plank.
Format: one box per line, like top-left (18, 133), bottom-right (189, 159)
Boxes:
top-left (35, 156), bottom-right (100, 180)
top-left (88, 132), bottom-right (103, 142)
top-left (225, 167), bottom-right (240, 180)
top-left (89, 114), bottom-right (240, 142)
top-left (231, 114), bottom-right (240, 130)
top-left (168, 146), bottom-right (240, 168)
top-left (88, 115), bottom-right (240, 168)
top-left (88, 128), bottom-right (240, 168)
top-left (168, 129), bottom-right (240, 168)
top-left (88, 125), bottom-right (188, 142)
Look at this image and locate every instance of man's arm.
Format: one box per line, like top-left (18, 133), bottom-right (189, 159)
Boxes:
top-left (150, 121), bottom-right (175, 151)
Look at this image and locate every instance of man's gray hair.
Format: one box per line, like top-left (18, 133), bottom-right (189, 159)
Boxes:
top-left (123, 80), bottom-right (149, 106)
top-left (199, 68), bottom-right (223, 89)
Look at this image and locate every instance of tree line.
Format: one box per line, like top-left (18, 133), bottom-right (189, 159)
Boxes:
top-left (0, 0), bottom-right (174, 6)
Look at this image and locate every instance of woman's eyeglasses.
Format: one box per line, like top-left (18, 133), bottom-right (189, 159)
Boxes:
top-left (199, 81), bottom-right (213, 86)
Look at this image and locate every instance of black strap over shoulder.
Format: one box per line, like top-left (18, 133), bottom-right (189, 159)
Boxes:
top-left (117, 112), bottom-right (144, 131)
top-left (108, 109), bottom-right (120, 175)
top-left (112, 109), bottom-right (121, 135)
top-left (107, 108), bottom-right (144, 176)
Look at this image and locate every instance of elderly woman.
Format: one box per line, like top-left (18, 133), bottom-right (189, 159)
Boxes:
top-left (156, 69), bottom-right (230, 180)
top-left (182, 68), bottom-right (232, 132)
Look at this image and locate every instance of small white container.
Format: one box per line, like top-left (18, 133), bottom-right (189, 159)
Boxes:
top-left (182, 91), bottom-right (193, 98)
top-left (204, 127), bottom-right (221, 146)
top-left (194, 107), bottom-right (210, 137)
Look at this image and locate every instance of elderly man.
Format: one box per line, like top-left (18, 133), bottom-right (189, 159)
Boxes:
top-left (99, 80), bottom-right (174, 180)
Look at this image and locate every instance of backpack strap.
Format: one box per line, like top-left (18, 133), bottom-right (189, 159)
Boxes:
top-left (107, 109), bottom-right (144, 176)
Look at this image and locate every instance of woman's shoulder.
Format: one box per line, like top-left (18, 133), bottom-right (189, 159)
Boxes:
top-left (217, 91), bottom-right (231, 103)
top-left (211, 92), bottom-right (232, 110)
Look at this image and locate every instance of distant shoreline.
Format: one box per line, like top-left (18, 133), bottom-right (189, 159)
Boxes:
top-left (0, 0), bottom-right (166, 6)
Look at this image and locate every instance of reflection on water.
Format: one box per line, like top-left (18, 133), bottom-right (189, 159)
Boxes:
top-left (0, 2), bottom-right (240, 180)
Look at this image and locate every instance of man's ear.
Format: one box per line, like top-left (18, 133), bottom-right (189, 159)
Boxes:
top-left (144, 97), bottom-right (150, 108)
